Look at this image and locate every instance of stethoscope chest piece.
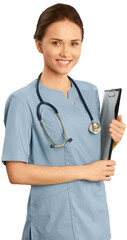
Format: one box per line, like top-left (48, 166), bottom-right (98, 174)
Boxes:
top-left (89, 120), bottom-right (101, 134)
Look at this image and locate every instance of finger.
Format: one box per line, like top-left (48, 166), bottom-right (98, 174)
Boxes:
top-left (106, 160), bottom-right (116, 166)
top-left (109, 123), bottom-right (124, 134)
top-left (106, 166), bottom-right (115, 171)
top-left (106, 171), bottom-right (115, 176)
top-left (109, 132), bottom-right (121, 142)
top-left (104, 176), bottom-right (111, 181)
top-left (110, 119), bottom-right (125, 129)
top-left (117, 115), bottom-right (122, 122)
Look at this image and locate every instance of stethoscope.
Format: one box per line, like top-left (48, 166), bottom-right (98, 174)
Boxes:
top-left (36, 72), bottom-right (101, 148)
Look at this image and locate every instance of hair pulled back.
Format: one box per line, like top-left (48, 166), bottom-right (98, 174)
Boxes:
top-left (33, 3), bottom-right (84, 42)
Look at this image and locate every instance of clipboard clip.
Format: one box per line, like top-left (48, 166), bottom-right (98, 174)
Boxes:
top-left (107, 89), bottom-right (115, 97)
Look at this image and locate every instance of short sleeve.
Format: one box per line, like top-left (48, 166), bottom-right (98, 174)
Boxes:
top-left (1, 94), bottom-right (32, 165)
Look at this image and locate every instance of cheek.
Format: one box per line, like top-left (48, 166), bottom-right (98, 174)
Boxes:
top-left (43, 45), bottom-right (59, 58)
top-left (43, 49), bottom-right (52, 58)
top-left (73, 48), bottom-right (81, 59)
top-left (73, 53), bottom-right (81, 63)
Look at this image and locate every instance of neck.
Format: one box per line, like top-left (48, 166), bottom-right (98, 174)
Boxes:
top-left (40, 68), bottom-right (72, 91)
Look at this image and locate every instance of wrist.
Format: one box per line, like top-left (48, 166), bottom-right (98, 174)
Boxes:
top-left (78, 164), bottom-right (87, 180)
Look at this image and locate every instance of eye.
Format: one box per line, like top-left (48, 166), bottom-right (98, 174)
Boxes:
top-left (52, 41), bottom-right (61, 46)
top-left (72, 42), bottom-right (78, 46)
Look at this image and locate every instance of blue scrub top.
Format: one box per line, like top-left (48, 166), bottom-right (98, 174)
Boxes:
top-left (1, 76), bottom-right (111, 240)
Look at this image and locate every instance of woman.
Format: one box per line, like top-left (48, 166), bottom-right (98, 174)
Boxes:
top-left (1, 3), bottom-right (126, 240)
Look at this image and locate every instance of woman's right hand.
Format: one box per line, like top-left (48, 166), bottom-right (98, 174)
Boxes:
top-left (80, 157), bottom-right (116, 181)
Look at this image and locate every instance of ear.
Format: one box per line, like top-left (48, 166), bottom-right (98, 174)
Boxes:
top-left (35, 39), bottom-right (43, 53)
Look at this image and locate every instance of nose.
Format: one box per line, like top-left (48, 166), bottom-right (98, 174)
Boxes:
top-left (59, 44), bottom-right (71, 58)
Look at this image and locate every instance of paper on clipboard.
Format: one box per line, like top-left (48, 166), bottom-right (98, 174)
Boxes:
top-left (100, 88), bottom-right (122, 160)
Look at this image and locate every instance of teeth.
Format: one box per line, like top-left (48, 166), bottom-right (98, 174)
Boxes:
top-left (58, 60), bottom-right (70, 64)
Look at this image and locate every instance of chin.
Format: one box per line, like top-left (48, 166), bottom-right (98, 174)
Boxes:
top-left (56, 70), bottom-right (71, 75)
top-left (50, 67), bottom-right (70, 75)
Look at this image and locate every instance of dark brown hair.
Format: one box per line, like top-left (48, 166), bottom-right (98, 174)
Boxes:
top-left (33, 3), bottom-right (84, 42)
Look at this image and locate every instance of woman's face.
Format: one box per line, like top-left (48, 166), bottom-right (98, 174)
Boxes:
top-left (35, 19), bottom-right (82, 76)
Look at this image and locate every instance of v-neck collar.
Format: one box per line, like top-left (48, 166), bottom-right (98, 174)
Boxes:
top-left (37, 75), bottom-right (75, 103)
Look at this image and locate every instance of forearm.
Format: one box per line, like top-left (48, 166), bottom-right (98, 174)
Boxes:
top-left (12, 163), bottom-right (82, 185)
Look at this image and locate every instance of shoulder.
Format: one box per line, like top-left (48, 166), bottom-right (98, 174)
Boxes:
top-left (7, 79), bottom-right (36, 102)
top-left (3, 79), bottom-right (37, 124)
top-left (5, 79), bottom-right (36, 107)
top-left (70, 77), bottom-right (98, 91)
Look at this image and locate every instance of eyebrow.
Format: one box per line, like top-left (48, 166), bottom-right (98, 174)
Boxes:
top-left (50, 38), bottom-right (81, 41)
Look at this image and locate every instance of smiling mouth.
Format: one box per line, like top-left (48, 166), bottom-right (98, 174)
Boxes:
top-left (56, 59), bottom-right (72, 66)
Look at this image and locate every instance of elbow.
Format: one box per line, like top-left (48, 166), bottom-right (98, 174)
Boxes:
top-left (9, 177), bottom-right (23, 185)
top-left (5, 161), bottom-right (26, 184)
top-left (7, 170), bottom-right (19, 184)
top-left (8, 176), bottom-right (17, 184)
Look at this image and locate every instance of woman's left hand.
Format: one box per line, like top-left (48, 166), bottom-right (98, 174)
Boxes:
top-left (108, 115), bottom-right (126, 150)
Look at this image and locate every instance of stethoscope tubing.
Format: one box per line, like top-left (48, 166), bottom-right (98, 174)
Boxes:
top-left (68, 78), bottom-right (93, 122)
top-left (36, 72), bottom-right (101, 148)
top-left (36, 72), bottom-right (94, 122)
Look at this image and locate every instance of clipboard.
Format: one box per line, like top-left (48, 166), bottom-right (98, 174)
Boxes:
top-left (100, 88), bottom-right (122, 160)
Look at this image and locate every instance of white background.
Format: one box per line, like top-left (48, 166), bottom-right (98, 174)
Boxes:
top-left (0, 0), bottom-right (127, 239)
